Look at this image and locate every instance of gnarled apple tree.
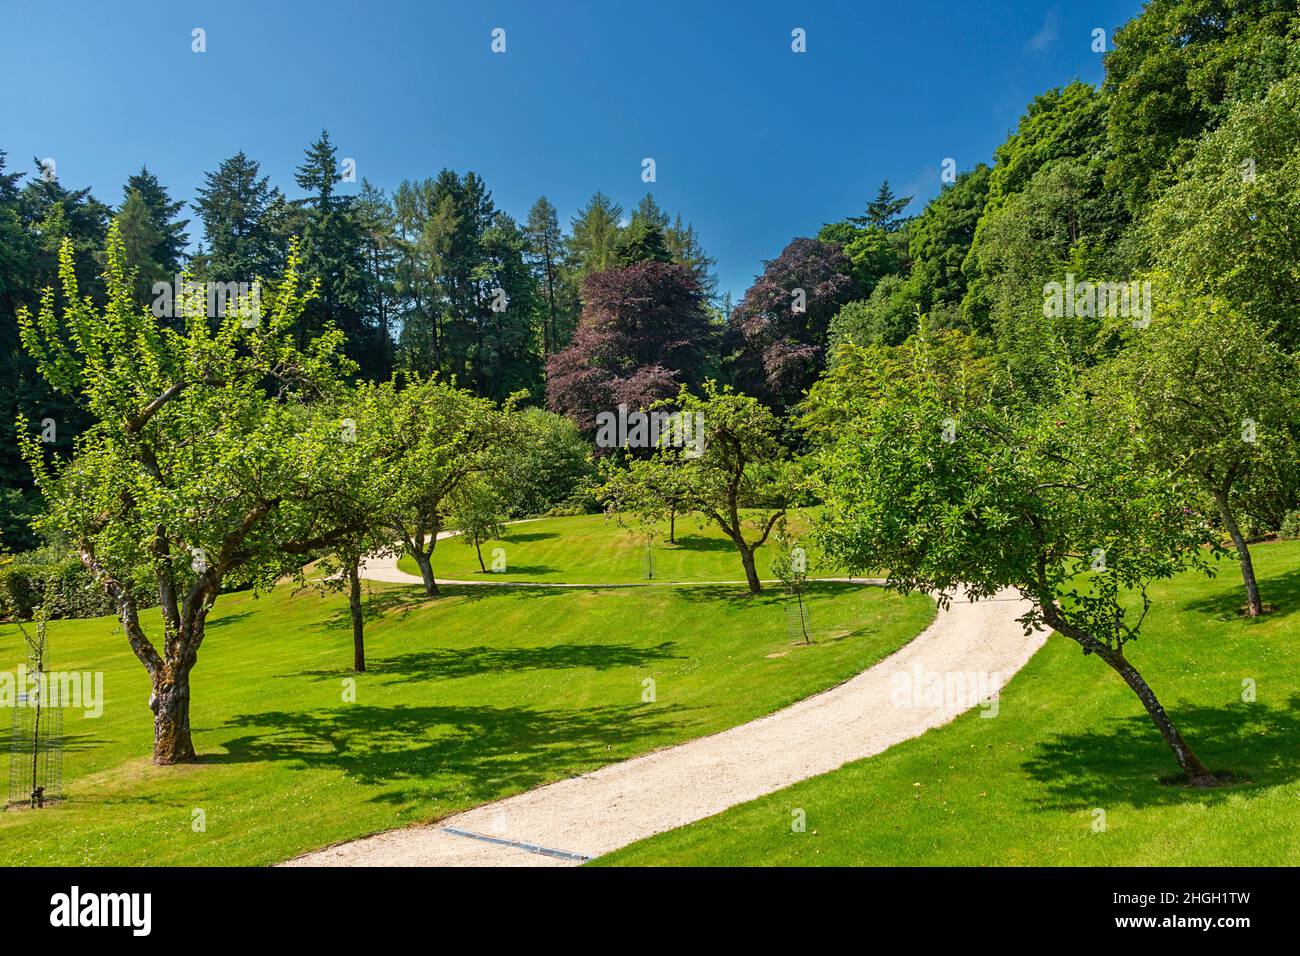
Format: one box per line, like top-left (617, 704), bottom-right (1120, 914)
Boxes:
top-left (18, 225), bottom-right (361, 764)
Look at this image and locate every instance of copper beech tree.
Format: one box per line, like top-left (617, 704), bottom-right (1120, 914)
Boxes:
top-left (19, 225), bottom-right (366, 764)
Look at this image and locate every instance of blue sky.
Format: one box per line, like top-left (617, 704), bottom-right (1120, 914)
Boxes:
top-left (0, 0), bottom-right (1142, 302)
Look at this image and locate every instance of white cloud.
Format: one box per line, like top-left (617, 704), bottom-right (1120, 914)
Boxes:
top-left (1024, 8), bottom-right (1060, 54)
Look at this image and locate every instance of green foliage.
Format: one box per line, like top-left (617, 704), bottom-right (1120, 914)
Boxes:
top-left (1091, 293), bottom-right (1298, 613)
top-left (595, 448), bottom-right (692, 544)
top-left (445, 477), bottom-right (509, 571)
top-left (662, 382), bottom-right (792, 591)
top-left (1103, 0), bottom-right (1300, 212)
top-left (906, 164), bottom-right (990, 310)
top-left (192, 151), bottom-right (286, 284)
top-left (17, 220), bottom-right (360, 760)
top-left (566, 191), bottom-right (623, 279)
top-left (1141, 72), bottom-right (1300, 351)
top-left (1279, 511), bottom-right (1300, 540)
top-left (961, 83), bottom-right (1122, 336)
top-left (963, 156), bottom-right (1129, 398)
top-left (496, 408), bottom-right (596, 517)
top-left (986, 82), bottom-right (1108, 207)
top-left (805, 326), bottom-right (1007, 443)
top-left (0, 547), bottom-right (123, 621)
top-left (828, 274), bottom-right (922, 348)
top-left (807, 365), bottom-right (1209, 639)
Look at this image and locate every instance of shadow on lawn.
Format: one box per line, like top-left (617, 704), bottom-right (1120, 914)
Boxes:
top-left (500, 531), bottom-right (558, 543)
top-left (288, 641), bottom-right (682, 683)
top-left (213, 700), bottom-right (688, 805)
top-left (666, 534), bottom-right (735, 553)
top-left (672, 580), bottom-right (866, 610)
top-left (205, 609), bottom-right (256, 630)
top-left (1181, 564), bottom-right (1300, 623)
top-left (311, 583), bottom-right (574, 632)
top-left (1022, 696), bottom-right (1300, 811)
top-left (370, 641), bottom-right (682, 681)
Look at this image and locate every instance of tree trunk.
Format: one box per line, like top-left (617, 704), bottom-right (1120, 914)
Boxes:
top-left (796, 590), bottom-right (811, 645)
top-left (739, 545), bottom-right (761, 594)
top-left (669, 508), bottom-right (676, 545)
top-left (1213, 491), bottom-right (1263, 616)
top-left (150, 662), bottom-right (196, 765)
top-left (348, 560), bottom-right (365, 673)
top-left (475, 539), bottom-right (486, 573)
top-left (1095, 645), bottom-right (1218, 786)
top-left (413, 550), bottom-right (440, 597)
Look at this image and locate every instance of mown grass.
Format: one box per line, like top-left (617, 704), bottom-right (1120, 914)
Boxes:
top-left (0, 547), bottom-right (930, 864)
top-left (397, 510), bottom-right (844, 583)
top-left (595, 540), bottom-right (1300, 866)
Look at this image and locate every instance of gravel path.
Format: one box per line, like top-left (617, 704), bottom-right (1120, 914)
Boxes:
top-left (285, 550), bottom-right (1043, 867)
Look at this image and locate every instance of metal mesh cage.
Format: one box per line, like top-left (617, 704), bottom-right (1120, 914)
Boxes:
top-left (784, 590), bottom-right (815, 644)
top-left (7, 695), bottom-right (64, 808)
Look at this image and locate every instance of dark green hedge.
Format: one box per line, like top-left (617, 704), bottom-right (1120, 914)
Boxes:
top-left (0, 555), bottom-right (118, 621)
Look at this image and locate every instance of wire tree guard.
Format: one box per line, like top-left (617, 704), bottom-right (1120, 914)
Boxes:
top-left (7, 612), bottom-right (64, 808)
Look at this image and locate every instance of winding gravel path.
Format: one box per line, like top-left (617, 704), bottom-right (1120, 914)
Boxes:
top-left (285, 548), bottom-right (1044, 867)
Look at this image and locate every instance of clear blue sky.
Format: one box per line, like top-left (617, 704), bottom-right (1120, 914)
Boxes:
top-left (0, 0), bottom-right (1142, 302)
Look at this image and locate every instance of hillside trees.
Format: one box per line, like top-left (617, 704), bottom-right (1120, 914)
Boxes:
top-left (1103, 0), bottom-right (1300, 213)
top-left (1142, 72), bottom-right (1300, 351)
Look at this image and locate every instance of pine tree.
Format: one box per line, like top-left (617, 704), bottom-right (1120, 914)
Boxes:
top-left (193, 151), bottom-right (285, 282)
top-left (124, 167), bottom-right (189, 273)
top-left (116, 188), bottom-right (168, 303)
top-left (567, 192), bottom-right (622, 279)
top-left (851, 180), bottom-right (912, 231)
top-left (524, 196), bottom-right (565, 354)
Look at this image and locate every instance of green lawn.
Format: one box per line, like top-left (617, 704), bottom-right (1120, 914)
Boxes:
top-left (596, 540), bottom-right (1300, 866)
top-left (397, 511), bottom-right (844, 584)
top-left (0, 552), bottom-right (931, 864)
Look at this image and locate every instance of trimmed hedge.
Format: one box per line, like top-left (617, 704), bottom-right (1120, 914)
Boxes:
top-left (0, 553), bottom-right (119, 621)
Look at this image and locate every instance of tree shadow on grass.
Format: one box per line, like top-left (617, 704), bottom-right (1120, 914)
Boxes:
top-left (1181, 565), bottom-right (1300, 624)
top-left (371, 642), bottom-right (682, 682)
top-left (671, 580), bottom-right (866, 612)
top-left (500, 531), bottom-right (558, 543)
top-left (211, 700), bottom-right (689, 806)
top-left (312, 583), bottom-right (576, 633)
top-left (451, 565), bottom-right (560, 578)
top-left (204, 609), bottom-right (256, 630)
top-left (667, 534), bottom-right (735, 553)
top-left (669, 584), bottom-right (785, 609)
top-left (288, 641), bottom-right (682, 683)
top-left (1021, 696), bottom-right (1300, 811)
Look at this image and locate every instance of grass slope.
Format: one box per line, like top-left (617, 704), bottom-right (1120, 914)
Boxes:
top-left (596, 540), bottom-right (1300, 866)
top-left (0, 572), bottom-right (930, 865)
top-left (397, 511), bottom-right (840, 584)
